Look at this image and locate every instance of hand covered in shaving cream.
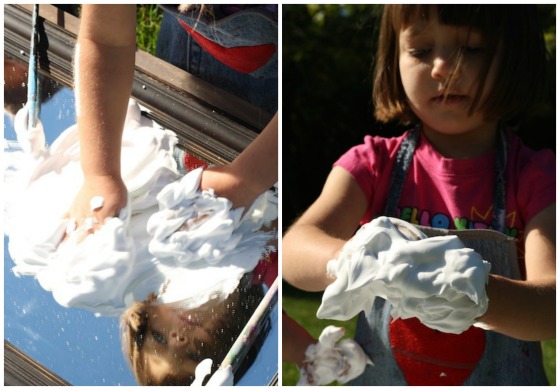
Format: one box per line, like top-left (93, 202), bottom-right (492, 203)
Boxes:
top-left (318, 217), bottom-right (491, 334)
top-left (297, 325), bottom-right (373, 386)
top-left (64, 174), bottom-right (128, 241)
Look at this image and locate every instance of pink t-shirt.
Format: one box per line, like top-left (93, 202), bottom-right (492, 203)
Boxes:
top-left (335, 130), bottom-right (555, 265)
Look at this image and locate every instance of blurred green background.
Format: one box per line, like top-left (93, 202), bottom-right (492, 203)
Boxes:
top-left (282, 4), bottom-right (556, 386)
top-left (54, 5), bottom-right (164, 56)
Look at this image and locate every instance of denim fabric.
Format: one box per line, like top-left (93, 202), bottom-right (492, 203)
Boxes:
top-left (351, 227), bottom-right (548, 385)
top-left (353, 128), bottom-right (548, 385)
top-left (156, 7), bottom-right (278, 114)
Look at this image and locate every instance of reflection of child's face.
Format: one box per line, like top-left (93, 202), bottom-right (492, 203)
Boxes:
top-left (398, 7), bottom-right (500, 138)
top-left (123, 274), bottom-right (263, 385)
top-left (142, 290), bottom-right (239, 383)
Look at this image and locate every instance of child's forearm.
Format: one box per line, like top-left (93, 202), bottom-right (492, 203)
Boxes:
top-left (282, 311), bottom-right (316, 366)
top-left (476, 274), bottom-right (555, 341)
top-left (229, 112), bottom-right (278, 195)
top-left (201, 113), bottom-right (278, 209)
top-left (480, 205), bottom-right (556, 341)
top-left (75, 5), bottom-right (136, 178)
top-left (282, 223), bottom-right (346, 292)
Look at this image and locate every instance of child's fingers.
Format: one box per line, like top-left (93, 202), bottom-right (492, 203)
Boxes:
top-left (62, 216), bottom-right (99, 244)
top-left (62, 198), bottom-right (107, 244)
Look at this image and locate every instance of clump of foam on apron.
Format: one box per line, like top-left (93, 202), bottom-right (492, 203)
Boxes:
top-left (318, 217), bottom-right (491, 334)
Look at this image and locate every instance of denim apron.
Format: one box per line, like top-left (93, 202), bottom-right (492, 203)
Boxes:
top-left (156, 5), bottom-right (278, 114)
top-left (349, 126), bottom-right (548, 385)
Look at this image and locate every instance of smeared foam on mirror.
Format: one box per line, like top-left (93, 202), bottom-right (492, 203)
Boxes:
top-left (4, 99), bottom-right (276, 316)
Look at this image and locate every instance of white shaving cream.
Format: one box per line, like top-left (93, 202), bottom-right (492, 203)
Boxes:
top-left (318, 217), bottom-right (490, 334)
top-left (298, 325), bottom-right (373, 386)
top-left (4, 99), bottom-right (277, 316)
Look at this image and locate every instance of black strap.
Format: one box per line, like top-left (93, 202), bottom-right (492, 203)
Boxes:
top-left (491, 128), bottom-right (508, 232)
top-left (383, 124), bottom-right (421, 218)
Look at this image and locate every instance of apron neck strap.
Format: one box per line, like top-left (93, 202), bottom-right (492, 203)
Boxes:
top-left (383, 124), bottom-right (508, 233)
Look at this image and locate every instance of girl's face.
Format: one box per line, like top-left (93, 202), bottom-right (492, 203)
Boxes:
top-left (141, 289), bottom-right (241, 384)
top-left (398, 8), bottom-right (500, 143)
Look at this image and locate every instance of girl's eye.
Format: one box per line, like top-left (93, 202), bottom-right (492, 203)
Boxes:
top-left (152, 331), bottom-right (167, 345)
top-left (409, 49), bottom-right (431, 59)
top-left (462, 46), bottom-right (485, 55)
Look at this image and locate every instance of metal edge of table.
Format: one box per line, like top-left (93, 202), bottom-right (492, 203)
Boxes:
top-left (4, 340), bottom-right (71, 386)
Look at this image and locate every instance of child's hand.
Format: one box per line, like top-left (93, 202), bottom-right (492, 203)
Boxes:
top-left (297, 325), bottom-right (373, 386)
top-left (318, 217), bottom-right (491, 334)
top-left (64, 174), bottom-right (128, 242)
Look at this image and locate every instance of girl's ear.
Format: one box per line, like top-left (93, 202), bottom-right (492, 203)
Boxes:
top-left (126, 302), bottom-right (148, 333)
top-left (125, 293), bottom-right (158, 347)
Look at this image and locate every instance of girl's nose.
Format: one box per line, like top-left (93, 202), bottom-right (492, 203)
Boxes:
top-left (431, 49), bottom-right (459, 80)
top-left (170, 331), bottom-right (187, 345)
top-left (431, 56), bottom-right (452, 80)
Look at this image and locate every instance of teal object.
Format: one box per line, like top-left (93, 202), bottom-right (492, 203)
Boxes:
top-left (27, 4), bottom-right (40, 130)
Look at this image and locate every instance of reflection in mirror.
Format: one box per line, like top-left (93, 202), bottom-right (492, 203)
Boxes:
top-left (122, 274), bottom-right (265, 385)
top-left (4, 58), bottom-right (278, 386)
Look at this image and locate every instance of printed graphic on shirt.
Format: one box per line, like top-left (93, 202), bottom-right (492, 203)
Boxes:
top-left (396, 204), bottom-right (520, 239)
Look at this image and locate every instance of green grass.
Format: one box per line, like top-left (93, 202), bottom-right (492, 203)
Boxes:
top-left (542, 339), bottom-right (556, 385)
top-left (282, 288), bottom-right (556, 386)
top-left (55, 5), bottom-right (163, 56)
top-left (136, 5), bottom-right (163, 55)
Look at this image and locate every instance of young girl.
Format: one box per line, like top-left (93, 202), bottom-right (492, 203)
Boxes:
top-left (283, 5), bottom-right (555, 385)
top-left (121, 273), bottom-right (265, 385)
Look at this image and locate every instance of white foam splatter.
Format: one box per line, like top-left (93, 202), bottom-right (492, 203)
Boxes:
top-left (90, 196), bottom-right (104, 211)
top-left (5, 99), bottom-right (277, 316)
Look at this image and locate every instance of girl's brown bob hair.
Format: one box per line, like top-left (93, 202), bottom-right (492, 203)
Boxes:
top-left (374, 5), bottom-right (548, 125)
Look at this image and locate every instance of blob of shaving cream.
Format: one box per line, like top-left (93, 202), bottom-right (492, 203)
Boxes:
top-left (297, 325), bottom-right (373, 386)
top-left (90, 196), bottom-right (105, 211)
top-left (318, 217), bottom-right (491, 334)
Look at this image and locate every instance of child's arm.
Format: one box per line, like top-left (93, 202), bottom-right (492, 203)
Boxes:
top-left (283, 167), bottom-right (368, 291)
top-left (477, 204), bottom-right (556, 341)
top-left (200, 113), bottom-right (278, 209)
top-left (66, 5), bottom-right (136, 231)
top-left (282, 311), bottom-right (316, 366)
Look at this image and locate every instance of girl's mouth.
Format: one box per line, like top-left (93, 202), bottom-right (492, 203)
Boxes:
top-left (431, 94), bottom-right (468, 105)
top-left (179, 314), bottom-right (201, 328)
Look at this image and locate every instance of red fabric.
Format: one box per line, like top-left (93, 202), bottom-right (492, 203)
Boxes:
top-left (178, 19), bottom-right (276, 74)
top-left (252, 251), bottom-right (277, 287)
top-left (390, 317), bottom-right (485, 385)
top-left (183, 152), bottom-right (208, 171)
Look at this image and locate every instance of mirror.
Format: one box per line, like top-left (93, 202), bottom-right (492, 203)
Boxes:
top-left (4, 58), bottom-right (278, 386)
